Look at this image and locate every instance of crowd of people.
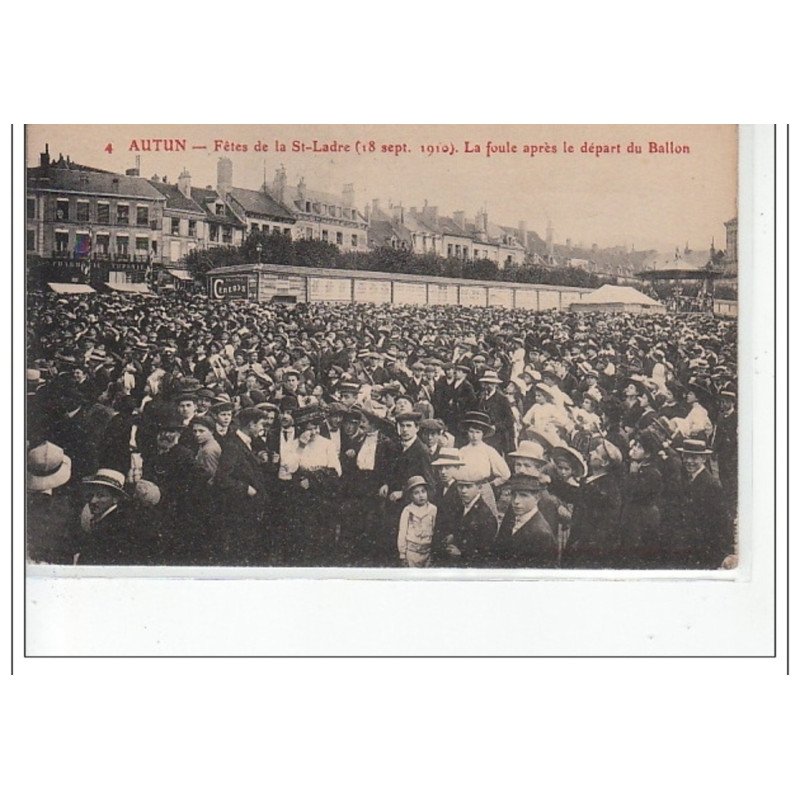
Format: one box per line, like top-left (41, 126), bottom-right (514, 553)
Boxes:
top-left (26, 288), bottom-right (738, 570)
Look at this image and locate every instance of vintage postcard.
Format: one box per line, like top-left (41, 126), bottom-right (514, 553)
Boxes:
top-left (24, 124), bottom-right (741, 575)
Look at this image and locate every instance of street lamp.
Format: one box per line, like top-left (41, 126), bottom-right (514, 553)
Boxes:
top-left (255, 243), bottom-right (262, 264)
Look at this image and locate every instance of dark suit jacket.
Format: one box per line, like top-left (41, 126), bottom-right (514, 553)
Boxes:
top-left (215, 433), bottom-right (268, 514)
top-left (492, 508), bottom-right (559, 568)
top-left (674, 467), bottom-right (733, 569)
top-left (479, 390), bottom-right (516, 455)
top-left (386, 437), bottom-right (434, 494)
top-left (451, 497), bottom-right (498, 566)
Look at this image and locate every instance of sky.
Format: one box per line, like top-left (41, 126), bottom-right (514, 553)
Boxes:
top-left (26, 124), bottom-right (738, 253)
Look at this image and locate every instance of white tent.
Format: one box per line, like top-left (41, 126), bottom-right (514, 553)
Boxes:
top-left (47, 282), bottom-right (95, 294)
top-left (570, 284), bottom-right (665, 314)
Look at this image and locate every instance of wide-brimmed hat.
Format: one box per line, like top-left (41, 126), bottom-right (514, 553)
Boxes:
top-left (191, 415), bottom-right (217, 432)
top-left (534, 382), bottom-right (556, 401)
top-left (521, 428), bottom-right (564, 454)
top-left (157, 408), bottom-right (186, 432)
top-left (81, 468), bottom-right (127, 495)
top-left (293, 406), bottom-right (326, 428)
top-left (478, 370), bottom-right (503, 384)
top-left (404, 475), bottom-right (429, 494)
top-left (27, 441), bottom-right (72, 491)
top-left (431, 447), bottom-right (465, 467)
top-left (675, 438), bottom-right (713, 456)
top-left (460, 411), bottom-right (495, 435)
top-left (549, 446), bottom-right (588, 479)
top-left (507, 440), bottom-right (548, 466)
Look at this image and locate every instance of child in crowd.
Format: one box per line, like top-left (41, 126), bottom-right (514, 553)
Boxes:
top-left (397, 475), bottom-right (438, 567)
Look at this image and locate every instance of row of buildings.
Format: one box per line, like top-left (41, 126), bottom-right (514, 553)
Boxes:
top-left (26, 145), bottom-right (737, 285)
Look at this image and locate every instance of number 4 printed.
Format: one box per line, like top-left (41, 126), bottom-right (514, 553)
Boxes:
top-left (104, 143), bottom-right (113, 154)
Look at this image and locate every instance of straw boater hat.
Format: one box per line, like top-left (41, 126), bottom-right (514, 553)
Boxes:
top-left (27, 442), bottom-right (72, 492)
top-left (478, 369), bottom-right (503, 384)
top-left (431, 447), bottom-right (465, 468)
top-left (81, 468), bottom-right (127, 496)
top-left (460, 410), bottom-right (495, 435)
top-left (675, 438), bottom-right (714, 456)
top-left (549, 446), bottom-right (588, 480)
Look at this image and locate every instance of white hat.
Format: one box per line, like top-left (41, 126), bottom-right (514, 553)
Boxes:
top-left (27, 442), bottom-right (72, 491)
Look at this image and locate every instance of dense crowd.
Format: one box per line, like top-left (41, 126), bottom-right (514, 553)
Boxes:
top-left (26, 289), bottom-right (738, 570)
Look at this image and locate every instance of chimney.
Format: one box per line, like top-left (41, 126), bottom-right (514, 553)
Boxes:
top-left (217, 157), bottom-right (233, 201)
top-left (518, 220), bottom-right (527, 248)
top-left (392, 204), bottom-right (405, 226)
top-left (546, 220), bottom-right (554, 256)
top-left (178, 168), bottom-right (191, 198)
top-left (371, 198), bottom-right (380, 215)
top-left (40, 144), bottom-right (50, 168)
top-left (272, 165), bottom-right (287, 204)
top-left (423, 203), bottom-right (438, 225)
top-left (297, 177), bottom-right (306, 201)
top-left (125, 156), bottom-right (141, 177)
top-left (453, 210), bottom-right (465, 230)
top-left (342, 183), bottom-right (355, 209)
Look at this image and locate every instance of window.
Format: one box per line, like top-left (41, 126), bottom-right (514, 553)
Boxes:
top-left (116, 204), bottom-right (129, 225)
top-left (321, 229), bottom-right (328, 242)
top-left (447, 243), bottom-right (453, 257)
top-left (55, 231), bottom-right (69, 252)
top-left (222, 226), bottom-right (232, 243)
top-left (305, 201), bottom-right (311, 212)
top-left (151, 240), bottom-right (158, 254)
top-left (305, 227), bottom-right (313, 239)
top-left (251, 223), bottom-right (259, 233)
top-left (171, 218), bottom-right (180, 236)
top-left (189, 220), bottom-right (197, 236)
top-left (95, 234), bottom-right (110, 254)
top-left (351, 234), bottom-right (358, 248)
top-left (117, 235), bottom-right (129, 255)
top-left (336, 232), bottom-right (343, 246)
top-left (283, 228), bottom-right (291, 236)
top-left (26, 229), bottom-right (35, 251)
top-left (56, 199), bottom-right (69, 221)
top-left (215, 203), bottom-right (223, 215)
top-left (76, 201), bottom-right (90, 222)
top-left (136, 206), bottom-right (149, 226)
top-left (209, 223), bottom-right (219, 242)
top-left (135, 237), bottom-right (149, 252)
top-left (97, 203), bottom-right (110, 224)
top-left (26, 198), bottom-right (35, 219)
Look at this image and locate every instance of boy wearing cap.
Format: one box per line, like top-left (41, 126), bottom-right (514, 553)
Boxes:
top-left (443, 467), bottom-right (498, 567)
top-left (397, 476), bottom-right (437, 567)
top-left (491, 474), bottom-right (559, 568)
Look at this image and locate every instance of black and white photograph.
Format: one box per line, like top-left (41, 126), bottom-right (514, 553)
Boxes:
top-left (24, 124), bottom-right (741, 573)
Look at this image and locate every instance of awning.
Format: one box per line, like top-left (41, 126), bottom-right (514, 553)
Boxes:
top-left (167, 269), bottom-right (193, 281)
top-left (104, 282), bottom-right (152, 294)
top-left (47, 282), bottom-right (95, 294)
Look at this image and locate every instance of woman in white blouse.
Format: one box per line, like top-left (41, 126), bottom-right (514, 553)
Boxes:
top-left (282, 406), bottom-right (341, 565)
top-left (457, 410), bottom-right (511, 518)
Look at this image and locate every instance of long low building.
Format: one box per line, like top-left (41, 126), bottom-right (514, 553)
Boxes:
top-left (206, 262), bottom-right (594, 311)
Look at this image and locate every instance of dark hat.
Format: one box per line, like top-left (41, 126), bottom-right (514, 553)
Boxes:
top-left (156, 408), bottom-right (186, 432)
top-left (633, 430), bottom-right (663, 456)
top-left (506, 474), bottom-right (548, 493)
top-left (419, 418), bottom-right (445, 433)
top-left (394, 411), bottom-right (423, 424)
top-left (338, 381), bottom-right (361, 394)
top-left (279, 395), bottom-right (299, 412)
top-left (404, 475), bottom-right (429, 494)
top-left (293, 405), bottom-right (326, 428)
top-left (460, 411), bottom-right (495, 435)
top-left (195, 388), bottom-right (216, 401)
top-left (326, 402), bottom-right (348, 416)
top-left (191, 415), bottom-right (217, 432)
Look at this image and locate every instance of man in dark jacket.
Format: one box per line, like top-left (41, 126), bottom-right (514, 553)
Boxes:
top-left (445, 467), bottom-right (497, 567)
top-left (478, 370), bottom-right (516, 455)
top-left (214, 407), bottom-right (269, 565)
top-left (671, 439), bottom-right (735, 569)
top-left (492, 474), bottom-right (559, 568)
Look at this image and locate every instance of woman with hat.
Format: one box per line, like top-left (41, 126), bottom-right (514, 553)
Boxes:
top-left (457, 411), bottom-right (511, 519)
top-left (521, 383), bottom-right (569, 439)
top-left (281, 405), bottom-right (342, 565)
top-left (619, 430), bottom-right (664, 568)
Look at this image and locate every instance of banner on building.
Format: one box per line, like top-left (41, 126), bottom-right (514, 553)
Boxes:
top-left (209, 275), bottom-right (250, 300)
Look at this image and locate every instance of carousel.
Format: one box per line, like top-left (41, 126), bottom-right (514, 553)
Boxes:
top-left (635, 259), bottom-right (728, 315)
